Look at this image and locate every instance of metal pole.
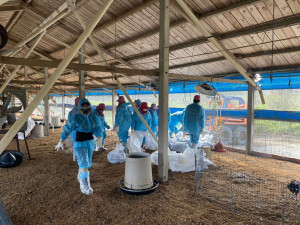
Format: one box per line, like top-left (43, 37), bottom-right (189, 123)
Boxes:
top-left (0, 31), bottom-right (46, 94)
top-left (44, 67), bottom-right (49, 136)
top-left (79, 44), bottom-right (85, 99)
top-left (246, 84), bottom-right (255, 155)
top-left (0, 0), bottom-right (114, 154)
top-left (115, 79), bottom-right (158, 142)
top-left (112, 89), bottom-right (116, 126)
top-left (158, 0), bottom-right (170, 182)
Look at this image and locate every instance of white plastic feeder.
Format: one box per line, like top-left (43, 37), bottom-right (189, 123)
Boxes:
top-left (51, 116), bottom-right (61, 128)
top-left (124, 152), bottom-right (153, 190)
top-left (31, 124), bottom-right (44, 138)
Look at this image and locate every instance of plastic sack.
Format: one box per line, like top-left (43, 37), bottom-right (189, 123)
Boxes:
top-left (127, 131), bottom-right (142, 153)
top-left (169, 142), bottom-right (189, 153)
top-left (198, 134), bottom-right (214, 147)
top-left (151, 147), bottom-right (214, 173)
top-left (144, 132), bottom-right (158, 151)
top-left (17, 117), bottom-right (35, 140)
top-left (107, 144), bottom-right (126, 164)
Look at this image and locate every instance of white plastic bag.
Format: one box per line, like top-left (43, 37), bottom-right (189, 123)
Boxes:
top-left (151, 146), bottom-right (214, 173)
top-left (127, 131), bottom-right (143, 153)
top-left (169, 142), bottom-right (189, 153)
top-left (144, 132), bottom-right (158, 150)
top-left (17, 117), bottom-right (35, 140)
top-left (107, 144), bottom-right (126, 164)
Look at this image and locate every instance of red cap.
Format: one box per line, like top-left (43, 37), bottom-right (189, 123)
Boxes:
top-left (140, 102), bottom-right (149, 114)
top-left (194, 95), bottom-right (201, 101)
top-left (75, 97), bottom-right (81, 107)
top-left (117, 96), bottom-right (125, 102)
top-left (97, 103), bottom-right (106, 111)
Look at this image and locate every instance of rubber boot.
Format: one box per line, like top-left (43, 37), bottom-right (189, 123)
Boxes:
top-left (77, 171), bottom-right (93, 195)
top-left (100, 139), bottom-right (107, 151)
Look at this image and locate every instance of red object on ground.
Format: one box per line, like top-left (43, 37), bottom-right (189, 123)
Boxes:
top-left (212, 141), bottom-right (226, 152)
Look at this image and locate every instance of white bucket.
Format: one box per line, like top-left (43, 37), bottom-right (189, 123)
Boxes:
top-left (124, 152), bottom-right (153, 190)
top-left (51, 116), bottom-right (61, 128)
top-left (31, 124), bottom-right (44, 138)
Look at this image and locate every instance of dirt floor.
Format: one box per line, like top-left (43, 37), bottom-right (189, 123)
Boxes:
top-left (0, 129), bottom-right (300, 225)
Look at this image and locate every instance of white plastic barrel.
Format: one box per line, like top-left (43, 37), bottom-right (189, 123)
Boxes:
top-left (51, 116), bottom-right (61, 128)
top-left (124, 152), bottom-right (153, 190)
top-left (31, 124), bottom-right (44, 138)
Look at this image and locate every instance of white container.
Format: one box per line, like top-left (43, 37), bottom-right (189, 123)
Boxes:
top-left (51, 116), bottom-right (61, 128)
top-left (124, 152), bottom-right (153, 190)
top-left (31, 124), bottom-right (44, 138)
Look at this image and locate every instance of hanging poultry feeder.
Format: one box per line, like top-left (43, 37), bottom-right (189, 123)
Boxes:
top-left (119, 152), bottom-right (159, 195)
top-left (51, 116), bottom-right (61, 128)
top-left (194, 83), bottom-right (217, 96)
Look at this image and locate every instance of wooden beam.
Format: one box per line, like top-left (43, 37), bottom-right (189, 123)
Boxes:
top-left (174, 0), bottom-right (265, 104)
top-left (168, 73), bottom-right (248, 84)
top-left (113, 13), bottom-right (300, 64)
top-left (158, 0), bottom-right (170, 183)
top-left (44, 67), bottom-right (49, 136)
top-left (0, 3), bottom-right (26, 12)
top-left (52, 0), bottom-right (157, 55)
top-left (2, 2), bottom-right (70, 57)
top-left (170, 46), bottom-right (300, 70)
top-left (0, 31), bottom-right (46, 94)
top-left (112, 89), bottom-right (116, 126)
top-left (79, 45), bottom-right (85, 99)
top-left (0, 56), bottom-right (159, 76)
top-left (246, 84), bottom-right (254, 155)
top-left (106, 0), bottom-right (263, 49)
top-left (0, 79), bottom-right (104, 88)
top-left (0, 0), bottom-right (114, 154)
top-left (0, 0), bottom-right (10, 6)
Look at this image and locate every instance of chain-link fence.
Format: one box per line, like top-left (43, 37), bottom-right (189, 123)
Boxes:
top-left (195, 149), bottom-right (300, 224)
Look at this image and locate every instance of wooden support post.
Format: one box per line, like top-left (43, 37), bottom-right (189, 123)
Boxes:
top-left (79, 45), bottom-right (85, 99)
top-left (0, 0), bottom-right (114, 154)
top-left (246, 84), bottom-right (255, 155)
top-left (158, 0), bottom-right (170, 182)
top-left (24, 66), bottom-right (28, 107)
top-left (112, 89), bottom-right (116, 126)
top-left (44, 67), bottom-right (49, 136)
top-left (62, 92), bottom-right (65, 120)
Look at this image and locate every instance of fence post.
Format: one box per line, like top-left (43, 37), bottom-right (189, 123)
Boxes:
top-left (281, 182), bottom-right (285, 225)
top-left (230, 169), bottom-right (235, 211)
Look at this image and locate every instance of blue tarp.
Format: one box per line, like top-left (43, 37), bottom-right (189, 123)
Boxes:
top-left (51, 104), bottom-right (300, 122)
top-left (50, 72), bottom-right (300, 97)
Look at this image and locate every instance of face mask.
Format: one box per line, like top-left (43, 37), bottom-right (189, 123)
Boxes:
top-left (81, 107), bottom-right (91, 114)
